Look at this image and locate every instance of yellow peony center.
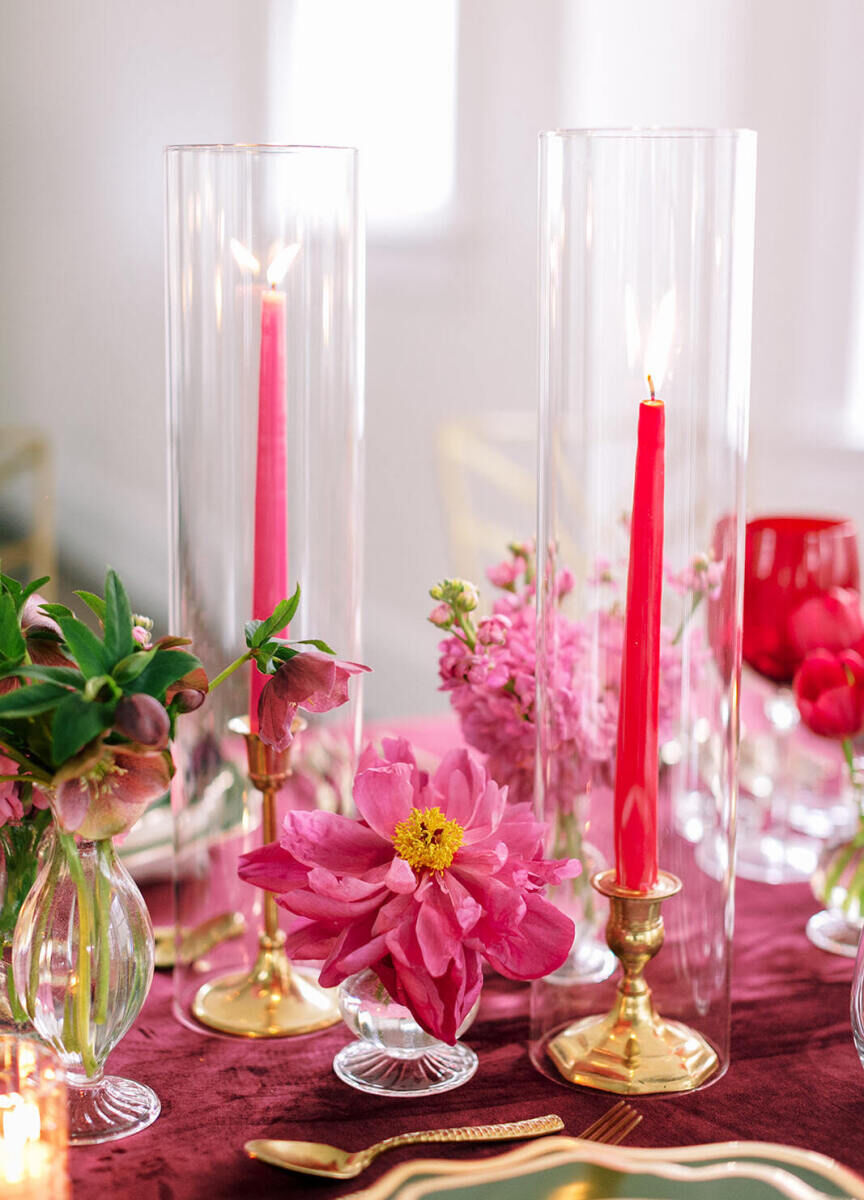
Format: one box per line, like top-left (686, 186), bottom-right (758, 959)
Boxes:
top-left (392, 806), bottom-right (464, 872)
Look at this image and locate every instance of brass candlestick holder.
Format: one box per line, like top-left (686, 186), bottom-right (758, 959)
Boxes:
top-left (547, 869), bottom-right (718, 1094)
top-left (192, 732), bottom-right (341, 1038)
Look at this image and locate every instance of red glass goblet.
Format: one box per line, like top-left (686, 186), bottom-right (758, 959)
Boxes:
top-left (744, 515), bottom-right (859, 684)
top-left (738, 515), bottom-right (860, 884)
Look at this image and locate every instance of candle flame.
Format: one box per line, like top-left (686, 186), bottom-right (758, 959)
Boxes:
top-left (266, 243), bottom-right (300, 288)
top-left (0, 1094), bottom-right (41, 1184)
top-left (230, 238), bottom-right (261, 275)
top-left (647, 374), bottom-right (655, 400)
top-left (643, 287), bottom-right (676, 392)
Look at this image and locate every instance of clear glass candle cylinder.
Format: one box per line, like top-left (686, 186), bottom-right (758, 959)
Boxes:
top-left (165, 145), bottom-right (364, 1032)
top-left (0, 1037), bottom-right (67, 1199)
top-left (531, 130), bottom-right (757, 1090)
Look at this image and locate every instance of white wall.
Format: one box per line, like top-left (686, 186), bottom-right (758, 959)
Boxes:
top-left (0, 0), bottom-right (269, 618)
top-left (2, 1), bottom-right (864, 721)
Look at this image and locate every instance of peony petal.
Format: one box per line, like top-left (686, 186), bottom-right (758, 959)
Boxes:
top-left (353, 760), bottom-right (417, 839)
top-left (482, 891), bottom-right (575, 979)
top-left (281, 809), bottom-right (391, 873)
top-left (384, 855), bottom-right (417, 894)
top-left (238, 841), bottom-right (308, 893)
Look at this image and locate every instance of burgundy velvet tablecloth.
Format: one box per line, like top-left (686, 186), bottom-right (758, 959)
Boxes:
top-left (69, 877), bottom-right (864, 1200)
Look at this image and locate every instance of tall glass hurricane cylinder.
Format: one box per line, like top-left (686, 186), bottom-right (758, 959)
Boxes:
top-left (531, 130), bottom-right (757, 1090)
top-left (165, 145), bottom-right (364, 1034)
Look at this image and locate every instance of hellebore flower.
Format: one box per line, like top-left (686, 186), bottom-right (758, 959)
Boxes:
top-left (257, 651), bottom-right (370, 753)
top-left (0, 754), bottom-right (23, 827)
top-left (788, 587), bottom-right (864, 660)
top-left (793, 648), bottom-right (864, 740)
top-left (239, 739), bottom-right (577, 1044)
top-left (53, 746), bottom-right (174, 840)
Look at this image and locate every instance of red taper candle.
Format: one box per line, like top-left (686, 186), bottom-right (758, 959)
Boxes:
top-left (613, 376), bottom-right (665, 891)
top-left (249, 285), bottom-right (289, 731)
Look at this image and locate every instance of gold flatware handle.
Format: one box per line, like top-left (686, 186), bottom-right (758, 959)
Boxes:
top-left (370, 1114), bottom-right (564, 1154)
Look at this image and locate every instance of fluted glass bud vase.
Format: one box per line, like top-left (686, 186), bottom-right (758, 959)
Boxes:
top-left (11, 831), bottom-right (158, 1144)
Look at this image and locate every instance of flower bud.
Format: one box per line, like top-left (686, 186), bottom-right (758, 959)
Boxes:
top-left (428, 603), bottom-right (453, 628)
top-left (114, 693), bottom-right (170, 748)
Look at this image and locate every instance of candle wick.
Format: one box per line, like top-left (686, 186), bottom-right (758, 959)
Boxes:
top-left (646, 374), bottom-right (655, 400)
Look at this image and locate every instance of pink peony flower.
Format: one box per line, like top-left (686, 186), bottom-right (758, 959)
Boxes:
top-left (257, 652), bottom-right (370, 753)
top-left (53, 747), bottom-right (174, 839)
top-left (238, 738), bottom-right (577, 1043)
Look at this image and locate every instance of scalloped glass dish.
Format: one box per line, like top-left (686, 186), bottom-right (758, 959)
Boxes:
top-left (347, 1137), bottom-right (864, 1200)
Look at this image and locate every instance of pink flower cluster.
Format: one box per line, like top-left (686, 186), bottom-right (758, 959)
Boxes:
top-left (433, 548), bottom-right (699, 807)
top-left (239, 738), bottom-right (576, 1043)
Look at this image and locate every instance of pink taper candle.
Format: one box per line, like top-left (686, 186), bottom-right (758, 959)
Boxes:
top-left (249, 285), bottom-right (288, 730)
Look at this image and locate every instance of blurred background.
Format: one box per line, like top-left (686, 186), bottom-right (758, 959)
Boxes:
top-left (2, 0), bottom-right (863, 720)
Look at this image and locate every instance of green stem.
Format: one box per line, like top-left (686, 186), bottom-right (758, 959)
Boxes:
top-left (208, 650), bottom-right (252, 692)
top-left (27, 839), bottom-right (61, 1013)
top-left (672, 592), bottom-right (704, 646)
top-left (94, 841), bottom-right (112, 1024)
top-left (57, 832), bottom-right (98, 1077)
top-left (5, 962), bottom-right (27, 1024)
top-left (455, 612), bottom-right (477, 651)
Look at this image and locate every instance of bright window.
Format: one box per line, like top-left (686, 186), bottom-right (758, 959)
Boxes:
top-left (270, 0), bottom-right (458, 230)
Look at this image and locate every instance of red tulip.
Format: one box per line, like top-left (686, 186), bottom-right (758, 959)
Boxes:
top-left (788, 587), bottom-right (864, 659)
top-left (793, 648), bottom-right (864, 739)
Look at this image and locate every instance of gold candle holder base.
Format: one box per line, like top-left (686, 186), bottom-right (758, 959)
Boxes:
top-left (547, 869), bottom-right (718, 1095)
top-left (192, 732), bottom-right (341, 1038)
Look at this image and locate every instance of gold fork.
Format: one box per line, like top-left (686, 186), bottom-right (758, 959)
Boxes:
top-left (245, 1101), bottom-right (641, 1179)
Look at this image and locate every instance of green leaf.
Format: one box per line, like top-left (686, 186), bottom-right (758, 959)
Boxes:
top-left (291, 638), bottom-right (336, 655)
top-left (0, 593), bottom-right (26, 662)
top-left (51, 693), bottom-right (115, 765)
top-left (0, 575), bottom-right (22, 606)
top-left (37, 602), bottom-right (75, 619)
top-left (74, 590), bottom-right (107, 622)
top-left (0, 682), bottom-right (70, 718)
top-left (125, 649), bottom-right (202, 699)
top-left (18, 577), bottom-right (51, 610)
top-left (0, 664), bottom-right (84, 688)
top-left (248, 585), bottom-right (301, 648)
top-left (55, 615), bottom-right (111, 678)
top-left (112, 647), bottom-right (157, 685)
top-left (103, 569), bottom-right (134, 665)
top-left (244, 620), bottom-right (263, 648)
top-left (273, 645), bottom-right (300, 662)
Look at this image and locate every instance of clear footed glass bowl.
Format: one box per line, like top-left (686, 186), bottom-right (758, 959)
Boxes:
top-left (333, 967), bottom-right (479, 1097)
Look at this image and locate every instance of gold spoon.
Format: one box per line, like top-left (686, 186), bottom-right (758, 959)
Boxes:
top-left (245, 1114), bottom-right (565, 1179)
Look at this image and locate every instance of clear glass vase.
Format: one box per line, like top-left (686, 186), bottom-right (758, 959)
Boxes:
top-left (532, 128), bottom-right (757, 1092)
top-left (333, 968), bottom-right (479, 1097)
top-left (807, 762), bottom-right (864, 957)
top-left (0, 814), bottom-right (51, 1029)
top-left (11, 831), bottom-right (158, 1144)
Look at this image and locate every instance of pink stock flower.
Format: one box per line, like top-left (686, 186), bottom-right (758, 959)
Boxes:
top-left (257, 652), bottom-right (370, 753)
top-left (428, 603), bottom-right (453, 628)
top-left (53, 747), bottom-right (174, 840)
top-left (666, 554), bottom-right (724, 600)
top-left (238, 738), bottom-right (577, 1043)
top-left (486, 560), bottom-right (522, 589)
